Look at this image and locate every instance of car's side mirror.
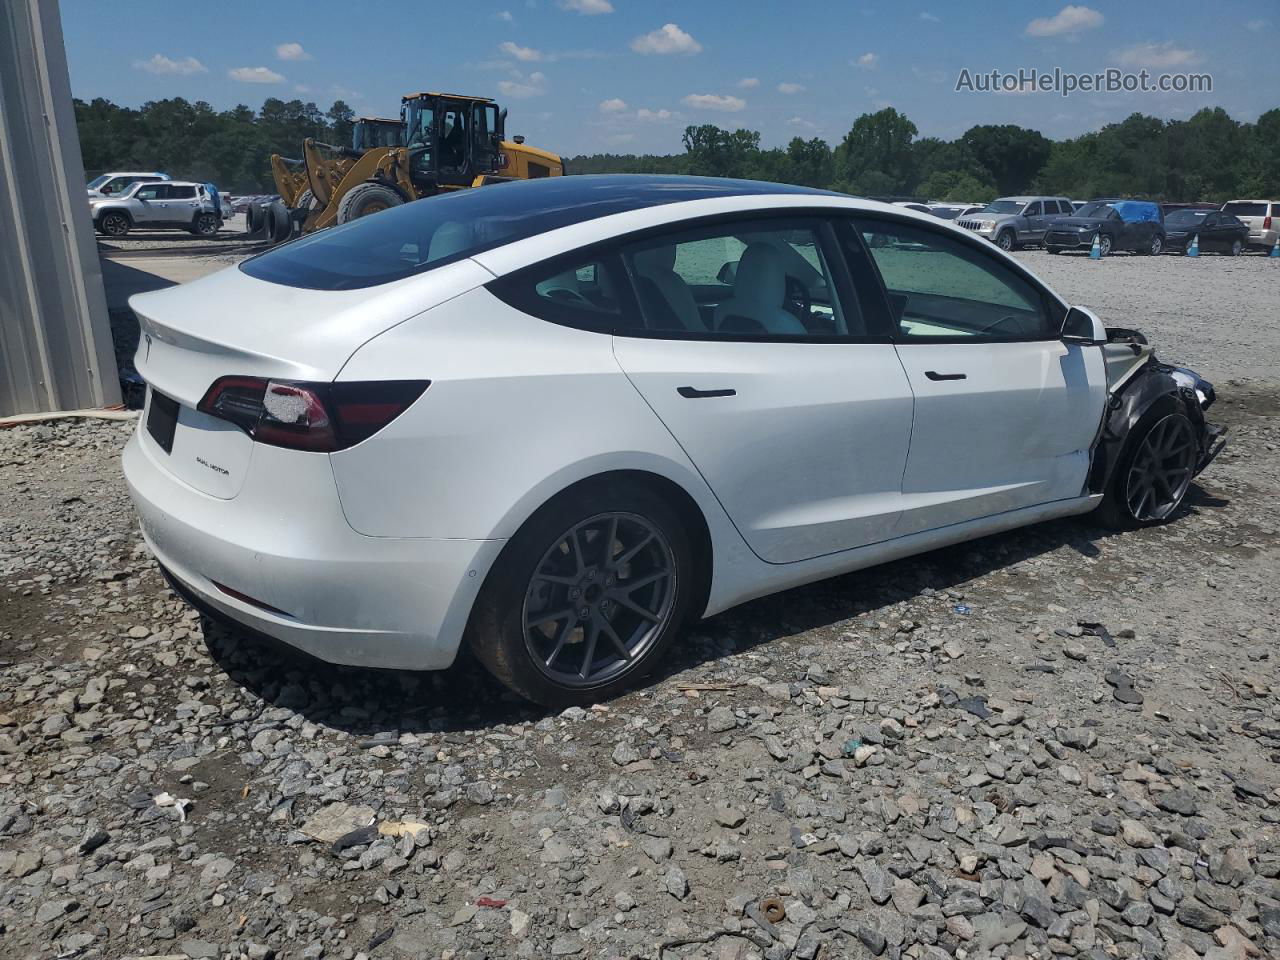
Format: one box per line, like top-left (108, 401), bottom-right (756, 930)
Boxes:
top-left (716, 261), bottom-right (738, 285)
top-left (1061, 305), bottom-right (1106, 345)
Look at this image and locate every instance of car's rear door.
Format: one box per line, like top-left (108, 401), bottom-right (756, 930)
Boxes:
top-left (848, 214), bottom-right (1106, 534)
top-left (609, 214), bottom-right (915, 564)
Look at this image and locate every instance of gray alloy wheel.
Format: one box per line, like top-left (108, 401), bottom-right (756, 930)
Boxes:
top-left (193, 213), bottom-right (219, 236)
top-left (1229, 239), bottom-right (1243, 257)
top-left (1149, 235), bottom-right (1163, 255)
top-left (1123, 413), bottom-right (1197, 522)
top-left (99, 213), bottom-right (129, 237)
top-left (522, 512), bottom-right (676, 688)
top-left (996, 230), bottom-right (1014, 252)
top-left (1098, 234), bottom-right (1113, 257)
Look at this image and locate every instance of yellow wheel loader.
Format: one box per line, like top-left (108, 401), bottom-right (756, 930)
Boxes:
top-left (260, 94), bottom-right (562, 242)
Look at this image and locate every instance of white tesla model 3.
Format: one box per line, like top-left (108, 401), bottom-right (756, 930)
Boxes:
top-left (123, 176), bottom-right (1224, 706)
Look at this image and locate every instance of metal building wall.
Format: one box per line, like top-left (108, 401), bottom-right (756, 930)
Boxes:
top-left (0, 0), bottom-right (119, 416)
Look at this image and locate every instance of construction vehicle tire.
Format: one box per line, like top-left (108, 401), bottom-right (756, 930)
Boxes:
top-left (266, 201), bottom-right (293, 244)
top-left (336, 182), bottom-right (405, 224)
top-left (294, 189), bottom-right (318, 213)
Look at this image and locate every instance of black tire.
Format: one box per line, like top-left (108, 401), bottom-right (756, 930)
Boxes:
top-left (1047, 246), bottom-right (1063, 254)
top-left (1097, 234), bottom-right (1112, 257)
top-left (266, 201), bottom-right (292, 244)
top-left (1228, 239), bottom-right (1242, 257)
top-left (336, 182), bottom-right (405, 224)
top-left (192, 213), bottom-right (219, 237)
top-left (98, 212), bottom-right (129, 238)
top-left (467, 479), bottom-right (696, 707)
top-left (294, 188), bottom-right (318, 213)
top-left (1094, 410), bottom-right (1198, 530)
top-left (1147, 235), bottom-right (1163, 256)
top-left (996, 230), bottom-right (1015, 252)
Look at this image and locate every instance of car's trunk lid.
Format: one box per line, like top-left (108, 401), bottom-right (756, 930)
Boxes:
top-left (130, 257), bottom-right (491, 498)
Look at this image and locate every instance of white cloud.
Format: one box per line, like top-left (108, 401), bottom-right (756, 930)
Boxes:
top-left (608, 133), bottom-right (636, 145)
top-left (599, 97), bottom-right (628, 113)
top-left (788, 117), bottom-right (819, 131)
top-left (498, 71), bottom-right (547, 98)
top-left (133, 54), bottom-right (207, 76)
top-left (559, 0), bottom-right (613, 12)
top-left (276, 42), bottom-right (311, 61)
top-left (500, 41), bottom-right (544, 61)
top-left (1112, 41), bottom-right (1200, 68)
top-left (777, 82), bottom-right (805, 94)
top-left (681, 93), bottom-right (745, 112)
top-left (636, 108), bottom-right (674, 121)
top-left (855, 52), bottom-right (878, 69)
top-left (229, 66), bottom-right (285, 84)
top-left (918, 11), bottom-right (940, 22)
top-left (494, 10), bottom-right (514, 21)
top-left (737, 77), bottom-right (760, 89)
top-left (1025, 5), bottom-right (1104, 37)
top-left (1246, 18), bottom-right (1267, 33)
top-left (631, 23), bottom-right (702, 55)
top-left (293, 84), bottom-right (312, 93)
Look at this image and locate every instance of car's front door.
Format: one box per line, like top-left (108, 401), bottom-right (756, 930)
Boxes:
top-left (1022, 201), bottom-right (1046, 243)
top-left (851, 215), bottom-right (1107, 533)
top-left (131, 183), bottom-right (165, 224)
top-left (610, 216), bottom-right (915, 564)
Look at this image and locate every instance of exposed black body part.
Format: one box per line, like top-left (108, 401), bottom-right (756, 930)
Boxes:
top-left (1088, 329), bottom-right (1225, 527)
top-left (1164, 211), bottom-right (1250, 254)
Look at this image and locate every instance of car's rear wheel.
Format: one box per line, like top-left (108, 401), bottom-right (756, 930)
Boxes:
top-left (1228, 239), bottom-right (1243, 257)
top-left (1147, 235), bottom-right (1163, 256)
top-left (99, 213), bottom-right (129, 238)
top-left (996, 230), bottom-right (1015, 252)
top-left (468, 481), bottom-right (695, 707)
top-left (1096, 411), bottom-right (1198, 529)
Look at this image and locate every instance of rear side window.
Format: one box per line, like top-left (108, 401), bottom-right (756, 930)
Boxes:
top-left (169, 185), bottom-right (196, 199)
top-left (854, 217), bottom-right (1054, 341)
top-left (1223, 202), bottom-right (1266, 217)
top-left (489, 252), bottom-right (628, 334)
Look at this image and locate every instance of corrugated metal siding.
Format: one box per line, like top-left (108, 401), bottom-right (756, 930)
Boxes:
top-left (0, 0), bottom-right (119, 416)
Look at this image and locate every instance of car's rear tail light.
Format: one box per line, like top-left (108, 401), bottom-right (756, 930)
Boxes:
top-left (1264, 215), bottom-right (1273, 230)
top-left (197, 377), bottom-right (428, 452)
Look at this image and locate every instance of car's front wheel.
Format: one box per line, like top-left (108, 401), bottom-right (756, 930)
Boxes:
top-left (468, 481), bottom-right (695, 707)
top-left (996, 230), bottom-right (1015, 252)
top-left (98, 213), bottom-right (129, 237)
top-left (1096, 411), bottom-right (1198, 529)
top-left (1148, 235), bottom-right (1164, 256)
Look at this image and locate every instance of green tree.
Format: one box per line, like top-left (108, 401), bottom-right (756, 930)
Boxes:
top-left (960, 124), bottom-right (1051, 195)
top-left (833, 108), bottom-right (917, 194)
top-left (681, 124), bottom-right (761, 179)
top-left (327, 100), bottom-right (355, 148)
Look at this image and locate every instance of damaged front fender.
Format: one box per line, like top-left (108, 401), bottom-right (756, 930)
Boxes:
top-left (1087, 328), bottom-right (1227, 496)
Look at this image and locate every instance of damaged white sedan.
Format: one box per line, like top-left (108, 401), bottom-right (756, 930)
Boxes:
top-left (122, 175), bottom-right (1225, 706)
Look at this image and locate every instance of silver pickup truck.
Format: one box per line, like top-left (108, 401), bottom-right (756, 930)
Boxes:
top-left (956, 196), bottom-right (1075, 251)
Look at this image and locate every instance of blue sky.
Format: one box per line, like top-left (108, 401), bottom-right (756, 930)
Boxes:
top-left (61, 1), bottom-right (1277, 155)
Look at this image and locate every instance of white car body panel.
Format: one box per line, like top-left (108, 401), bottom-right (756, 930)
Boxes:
top-left (612, 337), bottom-right (914, 563)
top-left (893, 340), bottom-right (1105, 532)
top-left (122, 184), bottom-right (1115, 675)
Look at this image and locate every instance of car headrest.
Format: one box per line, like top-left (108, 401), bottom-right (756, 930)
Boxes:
top-left (734, 243), bottom-right (785, 305)
top-left (632, 244), bottom-right (677, 275)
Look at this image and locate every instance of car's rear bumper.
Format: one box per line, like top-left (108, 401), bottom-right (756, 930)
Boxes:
top-left (122, 429), bottom-right (504, 671)
top-left (1247, 228), bottom-right (1278, 248)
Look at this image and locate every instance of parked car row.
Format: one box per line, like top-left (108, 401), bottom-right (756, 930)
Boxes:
top-left (952, 194), bottom-right (1275, 256)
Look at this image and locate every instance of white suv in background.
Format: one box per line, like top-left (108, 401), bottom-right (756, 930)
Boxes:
top-left (90, 181), bottom-right (222, 238)
top-left (1220, 200), bottom-right (1279, 250)
top-left (86, 171), bottom-right (170, 198)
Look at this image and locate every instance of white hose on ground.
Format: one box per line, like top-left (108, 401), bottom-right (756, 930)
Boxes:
top-left (0, 409), bottom-right (140, 428)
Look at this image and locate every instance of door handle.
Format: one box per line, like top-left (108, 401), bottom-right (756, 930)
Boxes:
top-left (677, 386), bottom-right (736, 399)
top-left (924, 371), bottom-right (966, 381)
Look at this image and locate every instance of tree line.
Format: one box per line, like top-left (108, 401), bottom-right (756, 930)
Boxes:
top-left (76, 95), bottom-right (1278, 202)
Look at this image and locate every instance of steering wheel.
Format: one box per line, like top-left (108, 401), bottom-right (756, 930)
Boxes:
top-left (544, 287), bottom-right (594, 308)
top-left (784, 275), bottom-right (812, 322)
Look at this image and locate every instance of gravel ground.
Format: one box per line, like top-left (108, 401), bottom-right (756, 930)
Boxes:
top-left (1, 253), bottom-right (1279, 960)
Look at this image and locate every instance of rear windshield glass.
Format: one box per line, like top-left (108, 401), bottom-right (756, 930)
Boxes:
top-left (239, 176), bottom-right (831, 291)
top-left (1222, 202), bottom-right (1266, 217)
top-left (1166, 210), bottom-right (1209, 225)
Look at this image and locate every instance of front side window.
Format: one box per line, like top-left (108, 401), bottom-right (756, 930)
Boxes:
top-left (1024, 201), bottom-right (1042, 216)
top-left (134, 184), bottom-right (163, 201)
top-left (854, 218), bottom-right (1053, 341)
top-left (620, 219), bottom-right (858, 339)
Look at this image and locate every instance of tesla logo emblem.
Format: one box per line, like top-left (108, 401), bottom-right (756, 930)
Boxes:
top-left (144, 333), bottom-right (152, 362)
